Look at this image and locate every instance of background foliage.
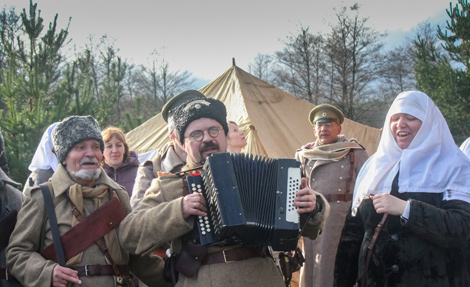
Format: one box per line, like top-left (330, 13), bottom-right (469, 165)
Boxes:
top-left (0, 1), bottom-right (468, 185)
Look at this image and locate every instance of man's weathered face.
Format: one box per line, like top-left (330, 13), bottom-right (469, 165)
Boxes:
top-left (313, 121), bottom-right (342, 144)
top-left (183, 118), bottom-right (227, 165)
top-left (63, 139), bottom-right (103, 185)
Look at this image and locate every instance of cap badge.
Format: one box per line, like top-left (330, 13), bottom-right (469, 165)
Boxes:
top-left (184, 99), bottom-right (211, 111)
top-left (322, 112), bottom-right (327, 116)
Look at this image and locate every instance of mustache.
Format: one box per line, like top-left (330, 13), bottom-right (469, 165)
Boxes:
top-left (200, 141), bottom-right (219, 153)
top-left (80, 157), bottom-right (99, 164)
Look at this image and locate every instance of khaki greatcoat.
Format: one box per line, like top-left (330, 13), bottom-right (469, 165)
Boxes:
top-left (120, 161), bottom-right (330, 287)
top-left (130, 142), bottom-right (185, 209)
top-left (295, 136), bottom-right (368, 287)
top-left (6, 165), bottom-right (165, 287)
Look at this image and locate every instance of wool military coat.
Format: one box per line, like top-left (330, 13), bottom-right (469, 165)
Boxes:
top-left (130, 142), bottom-right (185, 209)
top-left (6, 165), bottom-right (166, 287)
top-left (295, 136), bottom-right (368, 287)
top-left (120, 161), bottom-right (330, 287)
top-left (334, 191), bottom-right (470, 287)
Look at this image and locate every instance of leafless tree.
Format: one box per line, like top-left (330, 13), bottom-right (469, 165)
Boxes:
top-left (323, 4), bottom-right (384, 121)
top-left (274, 26), bottom-right (327, 105)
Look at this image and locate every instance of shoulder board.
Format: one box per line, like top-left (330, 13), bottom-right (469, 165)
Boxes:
top-left (349, 139), bottom-right (366, 150)
top-left (158, 172), bottom-right (174, 177)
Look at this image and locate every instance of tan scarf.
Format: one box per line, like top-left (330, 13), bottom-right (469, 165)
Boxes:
top-left (300, 141), bottom-right (363, 162)
top-left (66, 184), bottom-right (123, 266)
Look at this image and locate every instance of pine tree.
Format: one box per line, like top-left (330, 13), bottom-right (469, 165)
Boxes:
top-left (414, 0), bottom-right (470, 144)
top-left (0, 1), bottom-right (70, 183)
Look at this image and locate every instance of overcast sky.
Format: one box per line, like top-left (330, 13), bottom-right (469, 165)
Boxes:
top-left (3, 0), bottom-right (450, 85)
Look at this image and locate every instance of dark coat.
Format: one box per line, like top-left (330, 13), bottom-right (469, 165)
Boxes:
top-left (334, 190), bottom-right (470, 287)
top-left (103, 151), bottom-right (140, 197)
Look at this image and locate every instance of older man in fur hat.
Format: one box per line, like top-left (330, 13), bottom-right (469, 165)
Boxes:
top-left (119, 94), bottom-right (330, 287)
top-left (295, 104), bottom-right (369, 287)
top-left (6, 116), bottom-right (165, 287)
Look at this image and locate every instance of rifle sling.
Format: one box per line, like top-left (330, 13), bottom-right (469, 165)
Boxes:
top-left (40, 184), bottom-right (66, 266)
top-left (40, 196), bottom-right (127, 263)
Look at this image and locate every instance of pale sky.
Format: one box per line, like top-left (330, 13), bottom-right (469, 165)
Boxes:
top-left (3, 0), bottom-right (450, 84)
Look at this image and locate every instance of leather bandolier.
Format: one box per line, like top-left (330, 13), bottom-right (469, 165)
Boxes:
top-left (39, 184), bottom-right (131, 286)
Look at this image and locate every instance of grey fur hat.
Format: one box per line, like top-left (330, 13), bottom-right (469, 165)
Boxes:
top-left (52, 115), bottom-right (104, 163)
top-left (173, 97), bottom-right (228, 144)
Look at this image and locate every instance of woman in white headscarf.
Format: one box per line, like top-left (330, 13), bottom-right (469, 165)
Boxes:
top-left (334, 91), bottom-right (470, 287)
top-left (23, 122), bottom-right (59, 192)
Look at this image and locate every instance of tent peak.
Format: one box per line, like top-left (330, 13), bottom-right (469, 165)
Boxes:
top-left (232, 57), bottom-right (236, 66)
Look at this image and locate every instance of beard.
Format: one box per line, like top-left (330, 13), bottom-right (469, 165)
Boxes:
top-left (67, 157), bottom-right (102, 183)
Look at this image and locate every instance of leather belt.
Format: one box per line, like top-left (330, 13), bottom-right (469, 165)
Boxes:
top-left (324, 193), bottom-right (353, 202)
top-left (0, 267), bottom-right (16, 281)
top-left (201, 247), bottom-right (265, 265)
top-left (73, 264), bottom-right (129, 277)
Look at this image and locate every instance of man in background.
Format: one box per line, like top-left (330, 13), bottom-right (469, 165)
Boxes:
top-left (295, 104), bottom-right (368, 287)
top-left (130, 90), bottom-right (204, 208)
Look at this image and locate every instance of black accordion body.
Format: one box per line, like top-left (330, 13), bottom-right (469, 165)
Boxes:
top-left (187, 152), bottom-right (301, 251)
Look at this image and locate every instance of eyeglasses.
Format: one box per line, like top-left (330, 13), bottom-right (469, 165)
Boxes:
top-left (315, 122), bottom-right (334, 128)
top-left (186, 127), bottom-right (221, 142)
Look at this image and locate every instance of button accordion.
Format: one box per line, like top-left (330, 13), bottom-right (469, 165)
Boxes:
top-left (187, 152), bottom-right (301, 251)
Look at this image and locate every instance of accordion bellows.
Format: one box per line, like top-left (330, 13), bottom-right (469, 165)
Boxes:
top-left (187, 152), bottom-right (301, 251)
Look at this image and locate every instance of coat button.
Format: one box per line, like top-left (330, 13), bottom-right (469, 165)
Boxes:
top-left (391, 234), bottom-right (399, 241)
top-left (391, 264), bottom-right (399, 273)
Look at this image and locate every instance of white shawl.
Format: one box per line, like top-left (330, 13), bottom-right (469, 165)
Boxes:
top-left (28, 122), bottom-right (59, 172)
top-left (352, 91), bottom-right (470, 215)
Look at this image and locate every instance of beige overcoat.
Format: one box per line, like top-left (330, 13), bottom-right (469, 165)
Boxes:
top-left (120, 161), bottom-right (330, 287)
top-left (295, 136), bottom-right (368, 287)
top-left (130, 141), bottom-right (185, 209)
top-left (6, 165), bottom-right (165, 287)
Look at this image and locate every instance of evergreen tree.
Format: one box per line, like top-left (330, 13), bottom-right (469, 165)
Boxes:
top-left (0, 1), bottom-right (70, 183)
top-left (414, 1), bottom-right (470, 144)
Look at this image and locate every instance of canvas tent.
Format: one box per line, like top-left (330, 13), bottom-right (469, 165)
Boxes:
top-left (126, 65), bottom-right (382, 159)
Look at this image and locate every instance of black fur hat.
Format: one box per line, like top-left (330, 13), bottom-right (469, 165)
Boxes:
top-left (173, 97), bottom-right (228, 144)
top-left (52, 115), bottom-right (104, 163)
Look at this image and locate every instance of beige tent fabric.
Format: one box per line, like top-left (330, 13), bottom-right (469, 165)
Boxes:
top-left (126, 65), bottom-right (382, 157)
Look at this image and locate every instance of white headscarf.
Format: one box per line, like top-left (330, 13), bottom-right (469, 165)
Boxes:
top-left (461, 137), bottom-right (470, 159)
top-left (29, 122), bottom-right (59, 172)
top-left (352, 91), bottom-right (470, 215)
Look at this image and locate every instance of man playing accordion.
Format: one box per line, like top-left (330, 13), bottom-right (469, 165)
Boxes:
top-left (119, 94), bottom-right (330, 287)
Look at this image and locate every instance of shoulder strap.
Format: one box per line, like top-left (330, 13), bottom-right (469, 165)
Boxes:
top-left (39, 183), bottom-right (66, 266)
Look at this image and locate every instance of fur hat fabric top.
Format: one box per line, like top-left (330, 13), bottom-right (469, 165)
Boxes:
top-left (52, 115), bottom-right (105, 163)
top-left (173, 97), bottom-right (228, 144)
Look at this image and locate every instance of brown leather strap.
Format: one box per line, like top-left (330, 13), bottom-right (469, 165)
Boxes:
top-left (361, 213), bottom-right (388, 286)
top-left (324, 193), bottom-right (353, 202)
top-left (347, 151), bottom-right (356, 194)
top-left (72, 264), bottom-right (129, 277)
top-left (40, 196), bottom-right (127, 264)
top-left (0, 267), bottom-right (16, 281)
top-left (69, 195), bottom-right (123, 277)
top-left (201, 247), bottom-right (266, 265)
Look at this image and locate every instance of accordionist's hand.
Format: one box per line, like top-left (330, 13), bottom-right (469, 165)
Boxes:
top-left (182, 193), bottom-right (207, 219)
top-left (293, 178), bottom-right (317, 214)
